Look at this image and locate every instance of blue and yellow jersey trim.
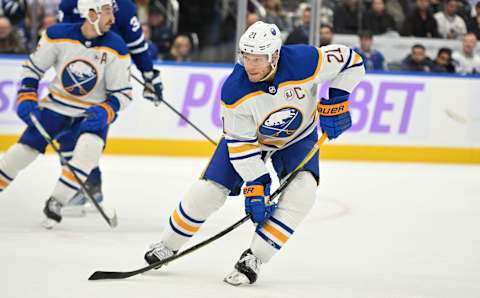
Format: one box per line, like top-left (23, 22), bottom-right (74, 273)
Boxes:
top-left (279, 47), bottom-right (323, 88)
top-left (221, 45), bottom-right (323, 110)
top-left (45, 23), bottom-right (130, 59)
top-left (225, 137), bottom-right (261, 161)
top-left (340, 48), bottom-right (364, 72)
top-left (221, 90), bottom-right (263, 109)
top-left (48, 89), bottom-right (96, 109)
top-left (45, 35), bottom-right (130, 59)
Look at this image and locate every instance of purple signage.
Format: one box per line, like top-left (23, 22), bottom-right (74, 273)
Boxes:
top-left (0, 80), bottom-right (49, 115)
top-left (180, 73), bottom-right (425, 134)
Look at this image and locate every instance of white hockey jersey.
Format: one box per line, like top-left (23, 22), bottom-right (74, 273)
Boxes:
top-left (21, 23), bottom-right (132, 117)
top-left (221, 44), bottom-right (365, 182)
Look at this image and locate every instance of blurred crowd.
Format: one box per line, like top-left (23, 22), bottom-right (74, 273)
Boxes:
top-left (0, 0), bottom-right (479, 74)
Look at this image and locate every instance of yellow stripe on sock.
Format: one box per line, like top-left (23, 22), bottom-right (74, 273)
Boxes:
top-left (172, 209), bottom-right (200, 233)
top-left (263, 222), bottom-right (289, 243)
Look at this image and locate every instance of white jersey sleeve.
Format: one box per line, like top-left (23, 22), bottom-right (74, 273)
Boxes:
top-left (104, 55), bottom-right (132, 111)
top-left (221, 104), bottom-right (269, 182)
top-left (21, 32), bottom-right (57, 81)
top-left (316, 44), bottom-right (365, 94)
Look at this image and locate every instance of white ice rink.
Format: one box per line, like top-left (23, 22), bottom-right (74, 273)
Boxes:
top-left (0, 154), bottom-right (479, 298)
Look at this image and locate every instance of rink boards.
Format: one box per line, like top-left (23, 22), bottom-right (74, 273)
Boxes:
top-left (0, 57), bottom-right (479, 163)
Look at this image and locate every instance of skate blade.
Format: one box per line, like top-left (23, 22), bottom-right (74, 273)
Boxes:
top-left (41, 218), bottom-right (58, 230)
top-left (223, 271), bottom-right (250, 286)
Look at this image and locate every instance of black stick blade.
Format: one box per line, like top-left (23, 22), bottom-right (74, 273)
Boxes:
top-left (89, 271), bottom-right (134, 280)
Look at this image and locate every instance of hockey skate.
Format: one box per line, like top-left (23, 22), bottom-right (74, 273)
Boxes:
top-left (224, 249), bottom-right (262, 286)
top-left (144, 242), bottom-right (176, 269)
top-left (62, 182), bottom-right (103, 217)
top-left (42, 197), bottom-right (63, 229)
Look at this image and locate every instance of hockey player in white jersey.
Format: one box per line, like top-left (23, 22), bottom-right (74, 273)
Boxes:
top-left (0, 0), bottom-right (131, 228)
top-left (144, 21), bottom-right (365, 285)
top-left (58, 0), bottom-right (165, 213)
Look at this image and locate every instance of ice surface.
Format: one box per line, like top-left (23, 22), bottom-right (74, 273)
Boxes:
top-left (1, 155), bottom-right (479, 298)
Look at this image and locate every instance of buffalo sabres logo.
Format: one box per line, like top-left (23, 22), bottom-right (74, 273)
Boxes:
top-left (259, 107), bottom-right (303, 138)
top-left (61, 60), bottom-right (98, 97)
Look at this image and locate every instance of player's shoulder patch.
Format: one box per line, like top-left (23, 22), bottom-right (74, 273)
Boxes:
top-left (221, 64), bottom-right (261, 108)
top-left (46, 23), bottom-right (82, 40)
top-left (275, 45), bottom-right (321, 83)
top-left (98, 31), bottom-right (130, 57)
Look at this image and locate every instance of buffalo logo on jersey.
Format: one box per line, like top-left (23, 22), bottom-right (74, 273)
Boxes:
top-left (61, 60), bottom-right (98, 97)
top-left (259, 107), bottom-right (303, 138)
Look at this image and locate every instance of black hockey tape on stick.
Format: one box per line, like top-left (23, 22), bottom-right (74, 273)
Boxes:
top-left (88, 132), bottom-right (328, 280)
top-left (30, 113), bottom-right (118, 228)
top-left (132, 74), bottom-right (217, 146)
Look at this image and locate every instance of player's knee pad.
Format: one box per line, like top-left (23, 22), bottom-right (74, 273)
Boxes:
top-left (275, 171), bottom-right (317, 226)
top-left (69, 133), bottom-right (104, 173)
top-left (180, 179), bottom-right (229, 220)
top-left (0, 143), bottom-right (39, 179)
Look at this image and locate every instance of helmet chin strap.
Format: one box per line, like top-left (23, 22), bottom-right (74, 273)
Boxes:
top-left (89, 14), bottom-right (103, 36)
top-left (260, 54), bottom-right (278, 82)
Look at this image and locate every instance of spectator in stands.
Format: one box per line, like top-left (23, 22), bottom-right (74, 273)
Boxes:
top-left (333, 0), bottom-right (360, 34)
top-left (148, 5), bottom-right (174, 58)
top-left (429, 0), bottom-right (443, 13)
top-left (285, 4), bottom-right (310, 45)
top-left (41, 15), bottom-right (56, 29)
top-left (434, 0), bottom-right (467, 39)
top-left (401, 44), bottom-right (434, 71)
top-left (354, 31), bottom-right (386, 70)
top-left (432, 47), bottom-right (456, 72)
top-left (320, 24), bottom-right (334, 46)
top-left (0, 0), bottom-right (26, 25)
top-left (0, 16), bottom-right (26, 54)
top-left (319, 1), bottom-right (334, 27)
top-left (37, 14), bottom-right (56, 41)
top-left (135, 0), bottom-right (149, 24)
top-left (164, 35), bottom-right (193, 62)
top-left (142, 23), bottom-right (159, 60)
top-left (466, 2), bottom-right (480, 39)
top-left (385, 0), bottom-right (406, 30)
top-left (33, 0), bottom-right (60, 18)
top-left (452, 32), bottom-right (480, 73)
top-left (246, 11), bottom-right (260, 27)
top-left (261, 0), bottom-right (291, 32)
top-left (362, 0), bottom-right (397, 35)
top-left (400, 0), bottom-right (440, 37)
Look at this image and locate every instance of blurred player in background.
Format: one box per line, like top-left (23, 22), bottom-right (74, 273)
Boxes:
top-left (143, 21), bottom-right (365, 285)
top-left (0, 0), bottom-right (132, 228)
top-left (58, 0), bottom-right (163, 212)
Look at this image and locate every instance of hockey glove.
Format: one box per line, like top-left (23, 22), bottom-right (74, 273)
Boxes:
top-left (318, 94), bottom-right (351, 140)
top-left (80, 97), bottom-right (120, 132)
top-left (244, 174), bottom-right (277, 226)
top-left (16, 88), bottom-right (40, 127)
top-left (143, 69), bottom-right (164, 104)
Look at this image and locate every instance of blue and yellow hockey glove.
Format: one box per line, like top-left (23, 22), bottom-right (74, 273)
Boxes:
top-left (16, 87), bottom-right (41, 127)
top-left (80, 97), bottom-right (120, 132)
top-left (244, 174), bottom-right (277, 226)
top-left (317, 93), bottom-right (351, 140)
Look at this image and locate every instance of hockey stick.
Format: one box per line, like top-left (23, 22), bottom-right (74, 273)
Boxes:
top-left (88, 132), bottom-right (328, 280)
top-left (30, 113), bottom-right (118, 228)
top-left (132, 74), bottom-right (217, 146)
